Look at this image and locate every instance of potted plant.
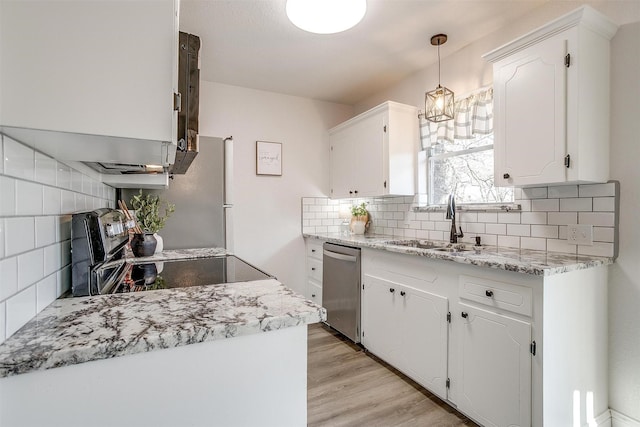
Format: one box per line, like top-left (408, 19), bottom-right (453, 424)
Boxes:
top-left (350, 202), bottom-right (369, 235)
top-left (129, 190), bottom-right (175, 256)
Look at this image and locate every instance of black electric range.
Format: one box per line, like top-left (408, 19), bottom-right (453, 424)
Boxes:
top-left (71, 209), bottom-right (272, 296)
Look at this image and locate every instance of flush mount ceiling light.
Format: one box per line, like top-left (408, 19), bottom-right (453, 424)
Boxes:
top-left (424, 34), bottom-right (455, 122)
top-left (286, 0), bottom-right (366, 34)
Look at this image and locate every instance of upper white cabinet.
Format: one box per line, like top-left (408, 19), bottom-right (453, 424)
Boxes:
top-left (329, 101), bottom-right (418, 199)
top-left (0, 0), bottom-right (179, 166)
top-left (484, 6), bottom-right (618, 187)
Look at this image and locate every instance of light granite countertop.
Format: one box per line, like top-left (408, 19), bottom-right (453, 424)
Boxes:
top-left (305, 232), bottom-right (614, 276)
top-left (0, 250), bottom-right (325, 379)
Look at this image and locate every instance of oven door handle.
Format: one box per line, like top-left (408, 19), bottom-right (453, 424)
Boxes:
top-left (323, 250), bottom-right (357, 263)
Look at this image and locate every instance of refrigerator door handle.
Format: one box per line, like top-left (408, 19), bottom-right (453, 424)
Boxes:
top-left (223, 136), bottom-right (233, 206)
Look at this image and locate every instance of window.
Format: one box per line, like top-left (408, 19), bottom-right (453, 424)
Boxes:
top-left (420, 87), bottom-right (513, 206)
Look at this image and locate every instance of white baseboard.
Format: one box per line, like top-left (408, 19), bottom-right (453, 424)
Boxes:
top-left (612, 409), bottom-right (640, 427)
top-left (596, 409), bottom-right (612, 427)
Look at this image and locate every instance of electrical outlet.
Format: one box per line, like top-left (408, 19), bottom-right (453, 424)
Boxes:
top-left (567, 224), bottom-right (593, 245)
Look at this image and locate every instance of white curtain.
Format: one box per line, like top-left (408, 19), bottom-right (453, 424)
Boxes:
top-left (420, 87), bottom-right (493, 150)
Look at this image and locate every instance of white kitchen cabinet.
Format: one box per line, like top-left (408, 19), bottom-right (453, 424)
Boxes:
top-left (0, 0), bottom-right (179, 166)
top-left (362, 250), bottom-right (449, 399)
top-left (456, 303), bottom-right (531, 427)
top-left (359, 246), bottom-right (608, 427)
top-left (484, 6), bottom-right (618, 187)
top-left (305, 239), bottom-right (324, 304)
top-left (329, 101), bottom-right (418, 199)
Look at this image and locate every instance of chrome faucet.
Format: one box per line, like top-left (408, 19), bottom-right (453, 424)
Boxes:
top-left (446, 194), bottom-right (464, 243)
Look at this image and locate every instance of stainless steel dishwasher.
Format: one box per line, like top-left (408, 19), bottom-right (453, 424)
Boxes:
top-left (322, 242), bottom-right (361, 343)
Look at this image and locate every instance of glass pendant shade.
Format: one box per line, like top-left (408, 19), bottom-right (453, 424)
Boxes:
top-left (286, 0), bottom-right (366, 34)
top-left (425, 85), bottom-right (454, 122)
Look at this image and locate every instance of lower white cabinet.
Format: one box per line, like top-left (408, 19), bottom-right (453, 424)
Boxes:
top-left (305, 239), bottom-right (324, 304)
top-left (455, 302), bottom-right (531, 427)
top-left (360, 247), bottom-right (608, 427)
top-left (362, 252), bottom-right (449, 399)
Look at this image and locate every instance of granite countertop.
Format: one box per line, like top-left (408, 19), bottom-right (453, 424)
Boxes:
top-left (0, 251), bottom-right (326, 379)
top-left (305, 232), bottom-right (614, 276)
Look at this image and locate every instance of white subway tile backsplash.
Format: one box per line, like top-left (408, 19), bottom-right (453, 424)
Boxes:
top-left (578, 183), bottom-right (615, 197)
top-left (56, 163), bottom-right (72, 190)
top-left (521, 212), bottom-right (547, 225)
top-left (518, 200), bottom-right (532, 211)
top-left (0, 176), bottom-right (16, 216)
top-left (579, 212), bottom-right (615, 227)
top-left (521, 237), bottom-right (546, 251)
top-left (498, 235), bottom-right (520, 248)
top-left (43, 186), bottom-right (61, 215)
top-left (57, 215), bottom-right (72, 241)
top-left (593, 197), bottom-right (615, 212)
top-left (34, 153), bottom-right (57, 186)
top-left (486, 223), bottom-right (506, 235)
top-left (477, 212), bottom-right (498, 223)
top-left (531, 225), bottom-right (559, 239)
top-left (578, 242), bottom-right (615, 257)
top-left (17, 249), bottom-right (44, 290)
top-left (35, 216), bottom-right (56, 247)
top-left (44, 243), bottom-right (61, 276)
top-left (531, 199), bottom-right (559, 212)
top-left (5, 217), bottom-right (35, 256)
top-left (507, 224), bottom-right (531, 237)
top-left (70, 169), bottom-right (83, 193)
top-left (59, 265), bottom-right (71, 296)
top-left (0, 257), bottom-right (18, 300)
top-left (547, 185), bottom-right (578, 198)
top-left (593, 227), bottom-right (615, 243)
top-left (560, 198), bottom-right (592, 212)
top-left (0, 221), bottom-right (4, 259)
top-left (3, 137), bottom-right (34, 180)
top-left (558, 225), bottom-right (568, 240)
top-left (497, 212), bottom-right (521, 224)
top-left (0, 136), bottom-right (3, 174)
top-left (16, 180), bottom-right (43, 215)
top-left (6, 286), bottom-right (36, 337)
top-left (478, 234), bottom-right (497, 246)
top-left (465, 223), bottom-right (485, 234)
top-left (61, 190), bottom-right (76, 213)
top-left (36, 274), bottom-right (57, 312)
top-left (548, 212), bottom-right (577, 225)
top-left (521, 187), bottom-right (548, 199)
top-left (547, 239), bottom-right (577, 254)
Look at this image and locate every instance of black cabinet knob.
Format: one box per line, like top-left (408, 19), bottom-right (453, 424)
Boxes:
top-left (389, 288), bottom-right (395, 293)
top-left (349, 190), bottom-right (354, 194)
top-left (354, 190), bottom-right (358, 194)
top-left (400, 291), bottom-right (406, 296)
top-left (311, 267), bottom-right (316, 271)
top-left (503, 173), bottom-right (510, 179)
top-left (485, 290), bottom-right (494, 297)
top-left (312, 294), bottom-right (316, 298)
top-left (461, 312), bottom-right (469, 318)
top-left (311, 249), bottom-right (316, 253)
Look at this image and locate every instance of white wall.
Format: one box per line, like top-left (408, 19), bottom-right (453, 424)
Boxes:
top-left (198, 81), bottom-right (353, 295)
top-left (352, 4), bottom-right (640, 423)
top-left (609, 21), bottom-right (640, 423)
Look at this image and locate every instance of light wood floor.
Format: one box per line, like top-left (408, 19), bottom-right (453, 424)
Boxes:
top-left (307, 323), bottom-right (480, 427)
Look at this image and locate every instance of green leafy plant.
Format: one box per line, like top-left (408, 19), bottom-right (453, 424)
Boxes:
top-left (350, 202), bottom-right (368, 218)
top-left (130, 190), bottom-right (175, 233)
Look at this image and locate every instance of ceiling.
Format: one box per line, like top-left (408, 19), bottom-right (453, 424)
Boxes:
top-left (179, 0), bottom-right (634, 105)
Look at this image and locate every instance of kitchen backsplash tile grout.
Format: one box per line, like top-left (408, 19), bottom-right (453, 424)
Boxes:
top-left (0, 134), bottom-right (116, 344)
top-left (302, 181), bottom-right (618, 259)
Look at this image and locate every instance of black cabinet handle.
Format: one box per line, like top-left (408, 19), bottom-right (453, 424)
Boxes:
top-left (485, 290), bottom-right (494, 297)
top-left (503, 173), bottom-right (510, 179)
top-left (389, 288), bottom-right (395, 293)
top-left (461, 312), bottom-right (468, 318)
top-left (311, 294), bottom-right (316, 298)
top-left (400, 291), bottom-right (406, 296)
top-left (311, 267), bottom-right (316, 271)
top-left (311, 249), bottom-right (316, 253)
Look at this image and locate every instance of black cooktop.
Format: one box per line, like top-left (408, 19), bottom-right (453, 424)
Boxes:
top-left (95, 255), bottom-right (273, 295)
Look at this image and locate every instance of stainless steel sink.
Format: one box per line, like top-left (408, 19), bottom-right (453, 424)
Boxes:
top-left (433, 247), bottom-right (474, 253)
top-left (388, 240), bottom-right (472, 252)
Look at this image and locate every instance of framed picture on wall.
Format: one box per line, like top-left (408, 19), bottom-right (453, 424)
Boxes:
top-left (256, 141), bottom-right (282, 176)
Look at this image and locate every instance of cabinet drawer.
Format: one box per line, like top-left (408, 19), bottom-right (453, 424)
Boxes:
top-left (306, 241), bottom-right (323, 260)
top-left (308, 280), bottom-right (323, 306)
top-left (459, 275), bottom-right (532, 317)
top-left (308, 258), bottom-right (323, 281)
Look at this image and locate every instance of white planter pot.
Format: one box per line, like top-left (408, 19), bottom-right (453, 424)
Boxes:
top-left (351, 221), bottom-right (366, 235)
top-left (153, 233), bottom-right (163, 253)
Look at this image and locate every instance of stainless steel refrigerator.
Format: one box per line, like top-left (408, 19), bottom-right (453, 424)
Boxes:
top-left (123, 136), bottom-right (234, 250)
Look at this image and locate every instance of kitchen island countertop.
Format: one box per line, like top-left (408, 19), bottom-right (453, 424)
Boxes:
top-left (304, 232), bottom-right (613, 276)
top-left (0, 249), bottom-right (325, 379)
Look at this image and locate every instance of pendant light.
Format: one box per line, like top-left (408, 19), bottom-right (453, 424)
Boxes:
top-left (425, 34), bottom-right (454, 122)
top-left (286, 0), bottom-right (367, 34)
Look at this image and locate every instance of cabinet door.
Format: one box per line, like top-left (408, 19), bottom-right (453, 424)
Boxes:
top-left (456, 303), bottom-right (531, 427)
top-left (361, 274), bottom-right (400, 365)
top-left (350, 113), bottom-right (386, 197)
top-left (329, 126), bottom-right (355, 199)
top-left (493, 34), bottom-right (568, 187)
top-left (399, 286), bottom-right (449, 399)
